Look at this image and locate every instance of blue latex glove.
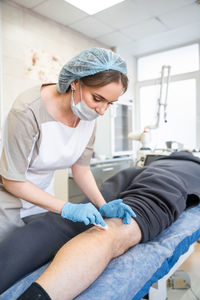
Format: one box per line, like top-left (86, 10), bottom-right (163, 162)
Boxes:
top-left (61, 202), bottom-right (106, 227)
top-left (99, 199), bottom-right (136, 224)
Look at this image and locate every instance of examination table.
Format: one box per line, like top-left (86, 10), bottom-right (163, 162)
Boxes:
top-left (1, 204), bottom-right (200, 300)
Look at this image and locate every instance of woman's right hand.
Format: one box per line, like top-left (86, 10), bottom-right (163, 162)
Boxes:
top-left (61, 202), bottom-right (107, 227)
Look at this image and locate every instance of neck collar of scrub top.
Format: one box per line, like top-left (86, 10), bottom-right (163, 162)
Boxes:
top-left (56, 47), bottom-right (127, 94)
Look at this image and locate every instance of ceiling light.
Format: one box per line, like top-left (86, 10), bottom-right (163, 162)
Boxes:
top-left (64, 0), bottom-right (125, 15)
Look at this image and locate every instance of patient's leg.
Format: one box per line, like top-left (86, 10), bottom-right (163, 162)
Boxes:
top-left (0, 212), bottom-right (89, 293)
top-left (35, 218), bottom-right (141, 300)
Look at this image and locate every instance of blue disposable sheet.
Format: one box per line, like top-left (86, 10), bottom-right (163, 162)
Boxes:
top-left (1, 205), bottom-right (200, 300)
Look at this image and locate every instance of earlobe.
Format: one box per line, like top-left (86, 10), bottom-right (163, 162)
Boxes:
top-left (71, 79), bottom-right (79, 91)
top-left (71, 85), bottom-right (76, 91)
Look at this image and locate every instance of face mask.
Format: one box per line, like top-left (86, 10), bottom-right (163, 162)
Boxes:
top-left (70, 85), bottom-right (99, 121)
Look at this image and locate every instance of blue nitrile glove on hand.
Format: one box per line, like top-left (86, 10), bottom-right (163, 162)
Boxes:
top-left (61, 202), bottom-right (107, 227)
top-left (99, 199), bottom-right (136, 224)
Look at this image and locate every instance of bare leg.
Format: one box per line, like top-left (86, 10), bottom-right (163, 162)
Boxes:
top-left (36, 218), bottom-right (142, 300)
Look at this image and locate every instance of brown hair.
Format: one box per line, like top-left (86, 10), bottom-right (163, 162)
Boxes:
top-left (79, 70), bottom-right (128, 94)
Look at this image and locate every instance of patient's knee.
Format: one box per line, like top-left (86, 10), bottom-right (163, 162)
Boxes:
top-left (105, 218), bottom-right (142, 258)
top-left (87, 218), bottom-right (141, 259)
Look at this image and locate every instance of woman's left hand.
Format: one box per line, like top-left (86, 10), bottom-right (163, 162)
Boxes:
top-left (99, 199), bottom-right (136, 224)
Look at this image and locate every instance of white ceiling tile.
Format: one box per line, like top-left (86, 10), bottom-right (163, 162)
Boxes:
top-left (121, 17), bottom-right (167, 40)
top-left (97, 31), bottom-right (133, 47)
top-left (94, 0), bottom-right (151, 30)
top-left (9, 0), bottom-right (200, 57)
top-left (69, 17), bottom-right (113, 38)
top-left (32, 0), bottom-right (88, 26)
top-left (133, 0), bottom-right (195, 17)
top-left (128, 21), bottom-right (200, 56)
top-left (11, 0), bottom-right (47, 9)
top-left (160, 3), bottom-right (200, 29)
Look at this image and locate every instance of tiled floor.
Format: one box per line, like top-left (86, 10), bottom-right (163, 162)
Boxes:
top-left (167, 242), bottom-right (200, 300)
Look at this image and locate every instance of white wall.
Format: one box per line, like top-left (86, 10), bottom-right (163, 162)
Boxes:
top-left (0, 0), bottom-right (107, 121)
top-left (115, 47), bottom-right (137, 103)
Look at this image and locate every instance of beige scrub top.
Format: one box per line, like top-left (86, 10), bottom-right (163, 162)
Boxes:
top-left (0, 85), bottom-right (96, 218)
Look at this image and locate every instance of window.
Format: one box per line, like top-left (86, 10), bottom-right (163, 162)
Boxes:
top-left (137, 43), bottom-right (199, 150)
top-left (138, 44), bottom-right (199, 81)
top-left (140, 79), bottom-right (196, 149)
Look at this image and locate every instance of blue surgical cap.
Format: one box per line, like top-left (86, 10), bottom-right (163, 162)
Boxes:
top-left (56, 47), bottom-right (127, 94)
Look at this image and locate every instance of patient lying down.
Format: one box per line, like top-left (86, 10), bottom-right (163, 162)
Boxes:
top-left (18, 151), bottom-right (200, 300)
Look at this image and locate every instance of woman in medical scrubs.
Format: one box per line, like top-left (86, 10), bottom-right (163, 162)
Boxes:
top-left (0, 48), bottom-right (136, 293)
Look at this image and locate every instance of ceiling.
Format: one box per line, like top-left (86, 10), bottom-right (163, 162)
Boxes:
top-left (12, 0), bottom-right (200, 56)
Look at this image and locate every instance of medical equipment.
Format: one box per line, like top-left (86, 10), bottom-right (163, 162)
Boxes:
top-left (169, 269), bottom-right (191, 289)
top-left (165, 141), bottom-right (183, 151)
top-left (128, 65), bottom-right (171, 166)
top-left (94, 102), bottom-right (134, 158)
top-left (169, 270), bottom-right (200, 300)
top-left (2, 204), bottom-right (200, 300)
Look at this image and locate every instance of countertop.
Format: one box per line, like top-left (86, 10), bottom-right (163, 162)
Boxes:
top-left (90, 156), bottom-right (134, 166)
